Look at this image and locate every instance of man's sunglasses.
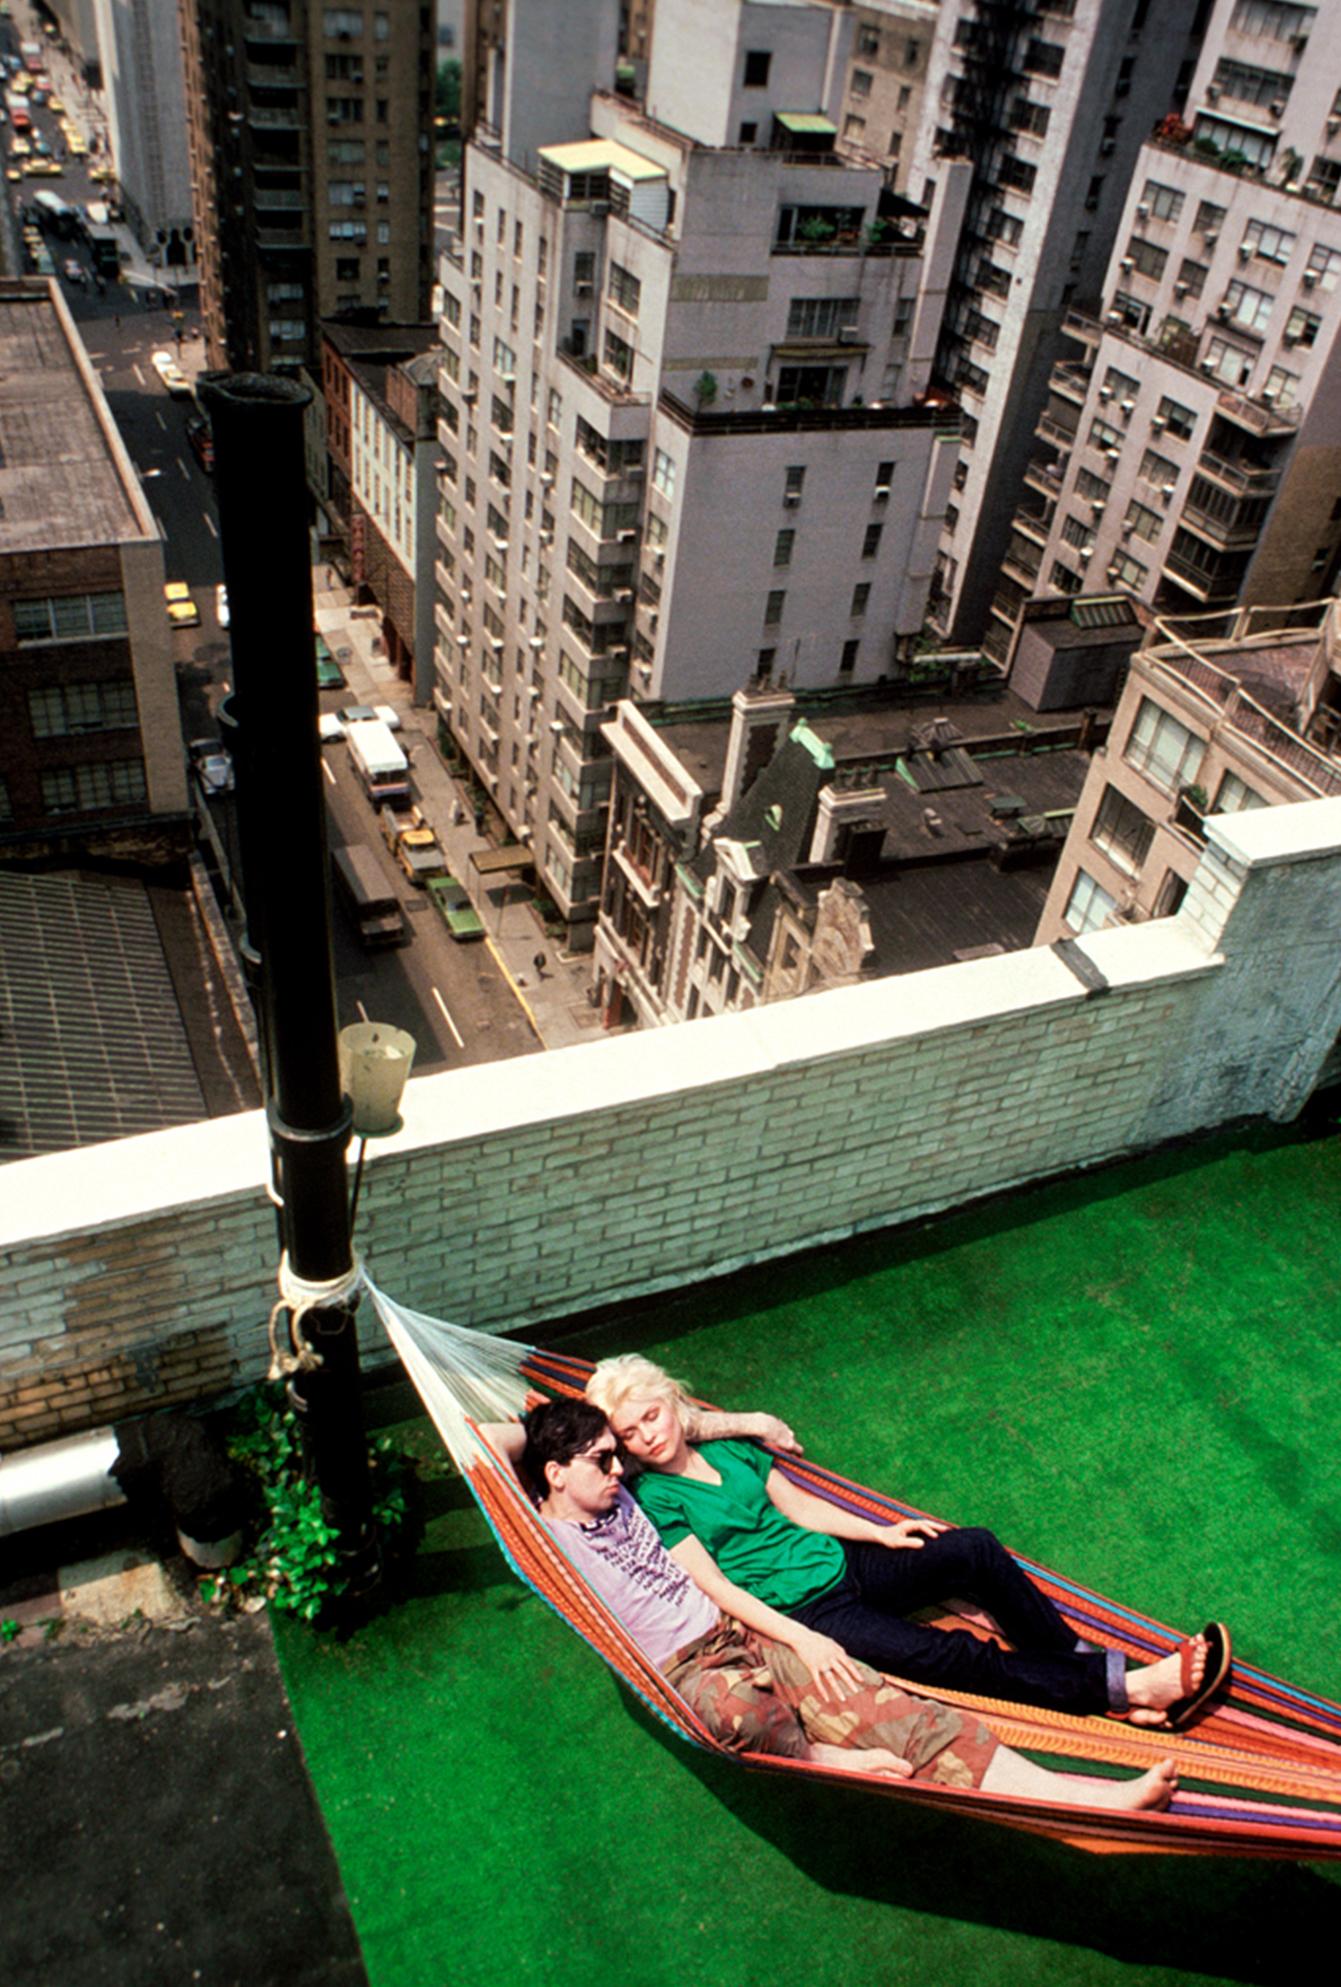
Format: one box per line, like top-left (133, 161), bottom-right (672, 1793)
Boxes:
top-left (570, 1443), bottom-right (621, 1474)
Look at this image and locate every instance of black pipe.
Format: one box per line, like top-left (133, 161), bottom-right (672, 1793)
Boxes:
top-left (198, 372), bottom-right (377, 1589)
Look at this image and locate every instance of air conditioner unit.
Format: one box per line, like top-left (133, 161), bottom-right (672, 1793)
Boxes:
top-left (548, 720), bottom-right (565, 733)
top-left (1285, 329), bottom-right (1300, 345)
top-left (574, 280), bottom-right (592, 295)
top-left (614, 587), bottom-right (634, 602)
top-left (540, 471), bottom-right (554, 485)
top-left (1091, 499), bottom-right (1106, 514)
top-left (1079, 549), bottom-right (1092, 564)
top-left (1105, 446), bottom-right (1121, 460)
top-left (589, 200), bottom-right (610, 217)
top-left (529, 684), bottom-right (542, 698)
top-left (1106, 565), bottom-right (1120, 580)
top-left (617, 527), bottom-right (638, 542)
top-left (654, 549), bottom-right (665, 567)
top-left (1120, 398), bottom-right (1135, 415)
top-left (498, 371), bottom-right (516, 386)
top-left (1270, 99), bottom-right (1285, 118)
top-left (873, 484), bottom-right (891, 501)
top-left (1238, 242), bottom-right (1253, 260)
top-left (1106, 310), bottom-right (1123, 324)
top-left (1206, 84), bottom-right (1221, 103)
top-left (1201, 358), bottom-right (1216, 372)
top-left (1303, 268), bottom-right (1318, 288)
top-left (1203, 230), bottom-right (1219, 248)
top-left (1329, 116), bottom-right (1341, 136)
top-left (528, 635), bottom-right (545, 647)
top-left (1120, 257), bottom-right (1135, 272)
top-left (837, 327), bottom-right (860, 345)
top-left (1136, 202), bottom-right (1151, 220)
top-left (1175, 282), bottom-right (1189, 298)
top-left (1291, 31), bottom-right (1308, 51)
top-left (1098, 385), bottom-right (1112, 400)
top-left (1262, 386), bottom-right (1278, 402)
top-left (783, 491), bottom-right (801, 506)
top-left (1100, 138), bottom-right (1116, 156)
top-left (456, 633), bottom-right (470, 646)
top-left (461, 386), bottom-right (478, 402)
top-left (1121, 522), bottom-right (1134, 537)
top-left (1152, 414), bottom-right (1167, 430)
top-left (539, 529), bottom-right (553, 544)
top-left (1161, 482), bottom-right (1176, 498)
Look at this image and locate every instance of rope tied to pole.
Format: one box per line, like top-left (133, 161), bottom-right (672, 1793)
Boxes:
top-left (267, 1253), bottom-right (365, 1379)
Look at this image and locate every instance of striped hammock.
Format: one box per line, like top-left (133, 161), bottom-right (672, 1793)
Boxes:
top-left (370, 1283), bottom-right (1341, 1861)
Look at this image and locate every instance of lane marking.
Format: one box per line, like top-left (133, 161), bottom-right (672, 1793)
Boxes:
top-left (483, 936), bottom-right (544, 1043)
top-left (355, 1000), bottom-right (369, 1021)
top-left (177, 457), bottom-right (189, 481)
top-left (132, 364), bottom-right (145, 386)
top-left (322, 757), bottom-right (336, 786)
top-left (155, 409), bottom-right (166, 430)
top-left (431, 986), bottom-right (465, 1048)
top-left (203, 512), bottom-right (218, 537)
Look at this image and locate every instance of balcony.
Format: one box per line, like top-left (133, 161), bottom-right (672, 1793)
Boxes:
top-left (1160, 546), bottom-right (1238, 603)
top-left (1049, 359), bottom-right (1091, 406)
top-left (1036, 409), bottom-right (1079, 450)
top-left (610, 837), bottom-right (663, 910)
top-left (1196, 450), bottom-right (1281, 498)
top-left (1023, 452), bottom-right (1066, 499)
top-left (1215, 388), bottom-right (1301, 439)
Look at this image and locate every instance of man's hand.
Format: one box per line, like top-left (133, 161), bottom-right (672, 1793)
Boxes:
top-left (875, 1518), bottom-right (948, 1550)
top-left (789, 1627), bottom-right (866, 1698)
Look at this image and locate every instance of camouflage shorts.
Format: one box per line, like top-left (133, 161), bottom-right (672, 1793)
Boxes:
top-left (663, 1623), bottom-right (999, 1785)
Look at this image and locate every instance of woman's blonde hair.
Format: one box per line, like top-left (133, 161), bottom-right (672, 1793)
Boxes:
top-left (585, 1353), bottom-right (692, 1430)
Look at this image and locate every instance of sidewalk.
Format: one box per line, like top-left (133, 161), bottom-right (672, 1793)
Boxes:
top-left (313, 575), bottom-right (609, 1054)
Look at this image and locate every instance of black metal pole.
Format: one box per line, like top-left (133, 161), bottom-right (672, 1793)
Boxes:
top-left (199, 372), bottom-right (377, 1590)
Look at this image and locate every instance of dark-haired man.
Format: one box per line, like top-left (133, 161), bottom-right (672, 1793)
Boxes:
top-left (489, 1400), bottom-right (1178, 1809)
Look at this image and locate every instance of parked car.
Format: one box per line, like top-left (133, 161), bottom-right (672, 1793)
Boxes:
top-left (315, 633), bottom-right (345, 690)
top-left (188, 738), bottom-right (234, 794)
top-left (163, 581), bottom-right (200, 628)
top-left (61, 256), bottom-right (85, 285)
top-left (428, 873), bottom-right (485, 942)
top-left (215, 583), bottom-right (229, 629)
top-left (336, 702), bottom-right (402, 732)
top-left (150, 348), bottom-right (192, 398)
top-left (185, 414), bottom-right (214, 472)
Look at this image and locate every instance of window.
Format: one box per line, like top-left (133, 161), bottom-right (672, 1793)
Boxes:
top-left (1177, 257), bottom-right (1209, 298)
top-left (1089, 416), bottom-right (1121, 452)
top-left (744, 50), bottom-right (771, 87)
top-left (1305, 157), bottom-right (1341, 203)
top-left (1228, 3), bottom-right (1315, 43)
top-left (1285, 305), bottom-right (1321, 346)
top-left (1212, 56), bottom-right (1294, 107)
top-left (1050, 561), bottom-right (1083, 595)
top-left (1010, 98), bottom-right (1051, 138)
top-left (1203, 336), bottom-right (1255, 386)
top-left (1124, 500), bottom-right (1162, 543)
top-left (607, 261), bottom-right (641, 317)
top-left (1124, 698), bottom-right (1205, 795)
top-left (739, 120), bottom-right (758, 144)
top-left (986, 208), bottom-right (1024, 248)
top-left (324, 8), bottom-right (364, 32)
top-left (786, 295), bottom-right (859, 339)
top-left (1157, 395), bottom-right (1196, 440)
top-left (1242, 219), bottom-right (1296, 264)
top-left (41, 759), bottom-right (146, 814)
top-left (1061, 513), bottom-right (1092, 550)
top-left (1076, 467), bottom-right (1109, 504)
top-left (784, 464), bottom-right (806, 501)
top-left (756, 647), bottom-right (776, 678)
top-left (764, 589), bottom-right (785, 625)
top-left (1110, 550), bottom-right (1148, 590)
top-left (1091, 785), bottom-right (1154, 873)
top-left (1195, 200), bottom-right (1228, 238)
top-left (1063, 869), bottom-right (1117, 936)
top-left (858, 25), bottom-right (880, 57)
top-left (652, 448), bottom-right (676, 499)
top-left (1215, 771), bottom-right (1267, 812)
top-left (1139, 448), bottom-right (1179, 487)
top-left (29, 680), bottom-right (138, 737)
top-left (1305, 243), bottom-right (1341, 291)
top-left (861, 522), bottom-right (883, 559)
top-left (13, 592), bottom-right (128, 641)
top-left (1023, 39), bottom-right (1064, 79)
top-left (1142, 180), bottom-right (1185, 222)
top-left (1194, 114), bottom-right (1277, 170)
top-left (773, 528), bottom-right (794, 567)
top-left (1265, 363), bottom-right (1300, 408)
top-left (850, 583), bottom-right (870, 616)
top-left (603, 329), bottom-right (634, 382)
top-left (1126, 236), bottom-right (1168, 280)
top-left (851, 69), bottom-right (872, 99)
top-left (999, 155), bottom-right (1037, 194)
top-left (840, 639), bottom-right (859, 674)
top-left (875, 461), bottom-right (894, 495)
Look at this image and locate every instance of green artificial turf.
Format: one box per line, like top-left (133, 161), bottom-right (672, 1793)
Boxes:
top-left (278, 1124), bottom-right (1341, 1987)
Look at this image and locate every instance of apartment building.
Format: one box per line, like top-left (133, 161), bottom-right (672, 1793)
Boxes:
top-left (1037, 593), bottom-right (1341, 940)
top-left (436, 0), bottom-right (970, 946)
top-left (907, 0), bottom-right (1205, 646)
top-left (835, 1), bottom-right (938, 190)
top-left (595, 681), bottom-right (1087, 1025)
top-left (994, 0), bottom-right (1341, 661)
top-left (180, 0), bottom-right (435, 375)
top-left (321, 321), bottom-right (438, 693)
top-left (89, 0), bottom-right (195, 263)
top-left (0, 280), bottom-right (187, 862)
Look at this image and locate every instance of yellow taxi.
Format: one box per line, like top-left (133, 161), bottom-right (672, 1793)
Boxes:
top-left (47, 95), bottom-right (64, 114)
top-left (10, 137), bottom-right (31, 158)
top-left (163, 582), bottom-right (200, 629)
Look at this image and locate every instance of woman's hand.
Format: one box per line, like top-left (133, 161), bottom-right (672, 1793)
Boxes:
top-left (750, 1412), bottom-right (804, 1455)
top-left (876, 1518), bottom-right (948, 1550)
top-left (789, 1627), bottom-right (867, 1698)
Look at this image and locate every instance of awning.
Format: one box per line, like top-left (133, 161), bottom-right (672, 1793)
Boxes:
top-left (469, 845), bottom-right (534, 876)
top-left (775, 112), bottom-right (838, 135)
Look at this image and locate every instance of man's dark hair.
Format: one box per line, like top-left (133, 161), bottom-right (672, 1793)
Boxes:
top-left (522, 1397), bottom-right (611, 1499)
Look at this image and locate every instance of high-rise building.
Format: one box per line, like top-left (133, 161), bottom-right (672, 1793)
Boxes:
top-left (992, 0), bottom-right (1341, 657)
top-left (835, 1), bottom-right (938, 190)
top-left (906, 0), bottom-right (1206, 646)
top-left (0, 280), bottom-right (187, 863)
top-left (90, 0), bottom-right (195, 264)
top-left (436, 0), bottom-right (970, 946)
top-left (180, 0), bottom-right (435, 375)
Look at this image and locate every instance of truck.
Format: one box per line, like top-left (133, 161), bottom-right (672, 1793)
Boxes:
top-left (380, 802), bottom-right (447, 887)
top-left (332, 845), bottom-right (405, 949)
top-left (345, 718), bottom-right (410, 807)
top-left (31, 189), bottom-right (80, 237)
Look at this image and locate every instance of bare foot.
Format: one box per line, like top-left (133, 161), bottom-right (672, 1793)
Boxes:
top-left (1082, 1759), bottom-right (1178, 1812)
top-left (1125, 1635), bottom-right (1206, 1726)
top-left (806, 1741), bottom-right (913, 1780)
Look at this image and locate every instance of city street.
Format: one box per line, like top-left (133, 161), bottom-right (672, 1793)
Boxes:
top-left (4, 43), bottom-right (539, 1075)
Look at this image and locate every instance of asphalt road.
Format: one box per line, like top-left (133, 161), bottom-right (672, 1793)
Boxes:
top-left (6, 79), bottom-right (534, 1075)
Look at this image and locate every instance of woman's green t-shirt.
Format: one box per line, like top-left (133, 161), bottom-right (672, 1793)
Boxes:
top-left (632, 1440), bottom-right (847, 1613)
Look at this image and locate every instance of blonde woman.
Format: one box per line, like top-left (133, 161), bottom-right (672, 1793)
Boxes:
top-left (585, 1355), bottom-right (1228, 1730)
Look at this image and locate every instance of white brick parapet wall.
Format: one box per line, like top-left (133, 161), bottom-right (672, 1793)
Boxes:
top-left (4, 799), bottom-right (1341, 1449)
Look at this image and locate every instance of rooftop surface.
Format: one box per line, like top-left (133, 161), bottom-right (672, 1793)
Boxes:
top-left (272, 1118), bottom-right (1341, 1987)
top-left (0, 285), bottom-right (143, 554)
